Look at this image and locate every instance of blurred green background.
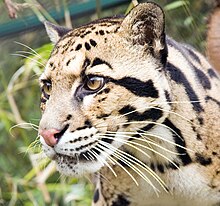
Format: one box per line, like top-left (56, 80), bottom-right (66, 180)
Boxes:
top-left (0, 0), bottom-right (215, 205)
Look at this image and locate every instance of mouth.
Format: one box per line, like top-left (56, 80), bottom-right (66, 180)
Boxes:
top-left (54, 148), bottom-right (99, 164)
top-left (52, 147), bottom-right (104, 176)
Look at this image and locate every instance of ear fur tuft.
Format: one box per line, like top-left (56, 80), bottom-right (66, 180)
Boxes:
top-left (44, 21), bottom-right (71, 44)
top-left (121, 2), bottom-right (167, 64)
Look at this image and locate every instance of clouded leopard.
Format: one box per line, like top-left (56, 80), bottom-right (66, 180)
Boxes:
top-left (39, 2), bottom-right (220, 206)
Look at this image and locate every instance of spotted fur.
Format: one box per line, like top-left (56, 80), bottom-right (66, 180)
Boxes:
top-left (39, 2), bottom-right (220, 206)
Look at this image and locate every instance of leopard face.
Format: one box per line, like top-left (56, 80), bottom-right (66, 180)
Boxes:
top-left (39, 3), bottom-right (171, 176)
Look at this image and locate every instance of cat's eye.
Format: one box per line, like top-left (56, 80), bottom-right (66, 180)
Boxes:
top-left (42, 81), bottom-right (52, 95)
top-left (85, 76), bottom-right (104, 91)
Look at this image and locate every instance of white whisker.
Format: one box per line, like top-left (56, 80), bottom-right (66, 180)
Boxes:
top-left (98, 141), bottom-right (160, 194)
top-left (98, 135), bottom-right (180, 170)
top-left (114, 121), bottom-right (184, 141)
top-left (99, 134), bottom-right (151, 158)
top-left (11, 53), bottom-right (46, 67)
top-left (91, 146), bottom-right (117, 177)
top-left (105, 130), bottom-right (188, 152)
top-left (99, 141), bottom-right (168, 192)
top-left (14, 41), bottom-right (42, 57)
top-left (99, 147), bottom-right (139, 186)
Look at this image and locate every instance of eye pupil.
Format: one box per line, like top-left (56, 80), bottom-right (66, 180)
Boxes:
top-left (86, 76), bottom-right (104, 91)
top-left (46, 85), bottom-right (51, 92)
top-left (43, 82), bottom-right (52, 95)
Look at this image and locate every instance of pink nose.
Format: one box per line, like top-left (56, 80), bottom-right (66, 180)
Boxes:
top-left (40, 129), bottom-right (61, 147)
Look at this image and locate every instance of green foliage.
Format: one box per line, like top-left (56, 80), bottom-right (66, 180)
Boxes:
top-left (162, 0), bottom-right (212, 52)
top-left (0, 0), bottom-right (212, 205)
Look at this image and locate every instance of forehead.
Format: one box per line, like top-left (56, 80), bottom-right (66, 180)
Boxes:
top-left (54, 18), bottom-right (122, 55)
top-left (43, 18), bottom-right (123, 79)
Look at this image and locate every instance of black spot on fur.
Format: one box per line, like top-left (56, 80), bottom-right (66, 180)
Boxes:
top-left (195, 153), bottom-right (212, 166)
top-left (157, 164), bottom-right (165, 173)
top-left (49, 62), bottom-right (54, 67)
top-left (73, 32), bottom-right (80, 37)
top-left (83, 30), bottom-right (91, 37)
top-left (112, 195), bottom-right (130, 206)
top-left (85, 42), bottom-right (91, 50)
top-left (113, 26), bottom-right (120, 33)
top-left (75, 44), bottom-right (82, 51)
top-left (212, 152), bottom-right (217, 156)
top-left (119, 105), bottom-right (163, 122)
top-left (66, 59), bottom-right (71, 66)
top-left (66, 114), bottom-right (72, 120)
top-left (93, 189), bottom-right (99, 203)
top-left (83, 58), bottom-right (91, 69)
top-left (99, 30), bottom-right (105, 35)
top-left (75, 121), bottom-right (92, 130)
top-left (101, 137), bottom-right (113, 144)
top-left (167, 162), bottom-right (179, 170)
top-left (150, 163), bottom-right (155, 171)
top-left (205, 96), bottom-right (220, 107)
top-left (75, 141), bottom-right (98, 151)
top-left (75, 126), bottom-right (87, 131)
top-left (100, 97), bottom-right (107, 102)
top-left (198, 117), bottom-right (204, 125)
top-left (97, 87), bottom-right (110, 96)
top-left (192, 125), bottom-right (196, 132)
top-left (85, 120), bottom-right (92, 127)
top-left (163, 118), bottom-right (192, 165)
top-left (90, 39), bottom-right (97, 47)
top-left (97, 113), bottom-right (110, 119)
top-left (187, 48), bottom-right (201, 64)
top-left (111, 77), bottom-right (159, 98)
top-left (104, 88), bottom-right (110, 94)
top-left (208, 68), bottom-right (219, 79)
top-left (193, 66), bottom-right (211, 90)
top-left (166, 62), bottom-right (203, 113)
top-left (91, 57), bottom-right (112, 69)
top-left (196, 133), bottom-right (202, 140)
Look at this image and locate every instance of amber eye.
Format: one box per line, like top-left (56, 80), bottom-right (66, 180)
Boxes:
top-left (42, 81), bottom-right (52, 96)
top-left (85, 76), bottom-right (104, 91)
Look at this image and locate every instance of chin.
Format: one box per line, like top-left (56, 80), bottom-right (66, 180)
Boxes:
top-left (55, 153), bottom-right (104, 176)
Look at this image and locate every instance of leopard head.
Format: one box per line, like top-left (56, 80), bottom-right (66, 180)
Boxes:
top-left (39, 2), bottom-right (171, 176)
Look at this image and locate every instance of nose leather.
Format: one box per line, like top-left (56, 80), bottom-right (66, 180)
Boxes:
top-left (40, 129), bottom-right (60, 147)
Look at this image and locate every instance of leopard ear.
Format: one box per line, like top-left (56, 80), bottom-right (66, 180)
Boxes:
top-left (121, 2), bottom-right (167, 64)
top-left (44, 21), bottom-right (71, 44)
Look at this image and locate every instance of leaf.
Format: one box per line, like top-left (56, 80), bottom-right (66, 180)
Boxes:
top-left (164, 0), bottom-right (189, 11)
